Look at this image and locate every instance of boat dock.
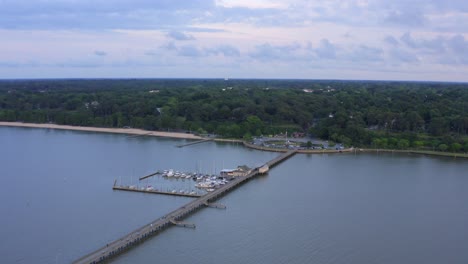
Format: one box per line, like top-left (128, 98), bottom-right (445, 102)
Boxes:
top-left (176, 138), bottom-right (212, 148)
top-left (170, 219), bottom-right (196, 228)
top-left (73, 150), bottom-right (297, 264)
top-left (112, 185), bottom-right (203, 198)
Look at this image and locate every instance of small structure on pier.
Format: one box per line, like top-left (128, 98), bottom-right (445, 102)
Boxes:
top-left (258, 165), bottom-right (269, 174)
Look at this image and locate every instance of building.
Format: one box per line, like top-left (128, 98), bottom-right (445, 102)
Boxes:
top-left (292, 132), bottom-right (305, 138)
top-left (220, 165), bottom-right (252, 177)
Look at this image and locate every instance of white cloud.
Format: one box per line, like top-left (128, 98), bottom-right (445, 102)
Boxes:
top-left (215, 0), bottom-right (287, 9)
top-left (1, 1), bottom-right (468, 81)
top-left (166, 31), bottom-right (195, 41)
top-left (94, 50), bottom-right (107, 56)
top-left (315, 39), bottom-right (337, 59)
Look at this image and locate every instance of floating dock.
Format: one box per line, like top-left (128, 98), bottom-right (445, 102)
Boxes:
top-left (73, 150), bottom-right (297, 264)
top-left (170, 219), bottom-right (196, 228)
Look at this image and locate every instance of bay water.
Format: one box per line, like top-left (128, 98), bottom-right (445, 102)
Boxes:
top-left (1, 127), bottom-right (467, 264)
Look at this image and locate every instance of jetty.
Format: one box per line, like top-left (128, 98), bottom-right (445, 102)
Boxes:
top-left (73, 150), bottom-right (297, 264)
top-left (126, 132), bottom-right (153, 139)
top-left (139, 171), bottom-right (161, 180)
top-left (112, 185), bottom-right (202, 198)
top-left (176, 138), bottom-right (212, 148)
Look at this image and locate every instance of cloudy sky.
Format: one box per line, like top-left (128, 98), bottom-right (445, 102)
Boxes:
top-left (1, 0), bottom-right (468, 81)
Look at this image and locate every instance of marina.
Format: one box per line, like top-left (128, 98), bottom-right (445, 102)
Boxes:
top-left (133, 165), bottom-right (249, 196)
top-left (73, 150), bottom-right (297, 264)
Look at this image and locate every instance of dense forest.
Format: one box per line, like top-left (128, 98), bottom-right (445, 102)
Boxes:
top-left (1, 79), bottom-right (467, 152)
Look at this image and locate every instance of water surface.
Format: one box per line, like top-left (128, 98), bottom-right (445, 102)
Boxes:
top-left (1, 127), bottom-right (467, 264)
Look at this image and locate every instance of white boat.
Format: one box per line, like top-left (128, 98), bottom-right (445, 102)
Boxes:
top-left (167, 169), bottom-right (174, 177)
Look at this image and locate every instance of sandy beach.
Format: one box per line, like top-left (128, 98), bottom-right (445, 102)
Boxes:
top-left (0, 122), bottom-right (203, 140)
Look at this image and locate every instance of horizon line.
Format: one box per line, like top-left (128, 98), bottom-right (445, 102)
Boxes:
top-left (0, 77), bottom-right (467, 85)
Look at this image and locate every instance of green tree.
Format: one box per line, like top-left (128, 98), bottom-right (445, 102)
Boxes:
top-left (438, 144), bottom-right (448, 151)
top-left (450, 143), bottom-right (462, 152)
top-left (412, 141), bottom-right (425, 149)
top-left (243, 132), bottom-right (253, 141)
top-left (388, 137), bottom-right (398, 148)
top-left (429, 140), bottom-right (441, 151)
top-left (429, 117), bottom-right (448, 136)
top-left (397, 139), bottom-right (410, 149)
top-left (227, 124), bottom-right (241, 138)
top-left (196, 127), bottom-right (207, 135)
top-left (244, 115), bottom-right (264, 135)
top-left (372, 138), bottom-right (381, 148)
top-left (338, 135), bottom-right (352, 147)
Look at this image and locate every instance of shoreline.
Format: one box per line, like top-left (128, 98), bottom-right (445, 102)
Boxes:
top-left (1, 121), bottom-right (466, 159)
top-left (240, 139), bottom-right (467, 159)
top-left (358, 148), bottom-right (468, 159)
top-left (0, 122), bottom-right (203, 140)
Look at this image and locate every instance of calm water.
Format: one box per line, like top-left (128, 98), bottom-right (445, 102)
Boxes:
top-left (1, 127), bottom-right (468, 264)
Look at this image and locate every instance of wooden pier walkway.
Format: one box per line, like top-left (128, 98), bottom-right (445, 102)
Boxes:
top-left (265, 150), bottom-right (297, 168)
top-left (176, 138), bottom-right (212, 148)
top-left (73, 150), bottom-right (297, 264)
top-left (112, 186), bottom-right (202, 198)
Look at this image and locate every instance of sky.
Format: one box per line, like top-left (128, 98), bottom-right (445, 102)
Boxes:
top-left (1, 0), bottom-right (468, 81)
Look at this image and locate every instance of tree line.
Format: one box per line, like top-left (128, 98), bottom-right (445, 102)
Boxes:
top-left (0, 79), bottom-right (467, 152)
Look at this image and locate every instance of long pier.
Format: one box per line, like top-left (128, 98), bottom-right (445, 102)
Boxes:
top-left (73, 150), bottom-right (297, 264)
top-left (176, 138), bottom-right (212, 148)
